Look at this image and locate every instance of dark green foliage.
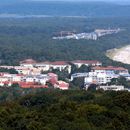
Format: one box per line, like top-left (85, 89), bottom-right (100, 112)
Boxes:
top-left (11, 83), bottom-right (20, 88)
top-left (71, 64), bottom-right (91, 74)
top-left (72, 77), bottom-right (85, 88)
top-left (110, 76), bottom-right (130, 88)
top-left (0, 89), bottom-right (130, 130)
top-left (0, 17), bottom-right (130, 72)
top-left (88, 84), bottom-right (97, 91)
top-left (0, 68), bottom-right (18, 74)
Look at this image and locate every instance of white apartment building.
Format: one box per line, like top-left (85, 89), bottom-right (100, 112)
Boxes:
top-left (92, 66), bottom-right (129, 75)
top-left (34, 62), bottom-right (50, 71)
top-left (71, 60), bottom-right (102, 68)
top-left (20, 60), bottom-right (72, 74)
top-left (85, 71), bottom-right (118, 85)
top-left (98, 85), bottom-right (124, 91)
top-left (85, 66), bottom-right (129, 85)
top-left (22, 74), bottom-right (50, 85)
top-left (34, 61), bottom-right (72, 73)
top-left (20, 59), bottom-right (36, 68)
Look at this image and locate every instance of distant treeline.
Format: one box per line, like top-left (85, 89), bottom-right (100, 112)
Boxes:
top-left (1, 1), bottom-right (130, 17)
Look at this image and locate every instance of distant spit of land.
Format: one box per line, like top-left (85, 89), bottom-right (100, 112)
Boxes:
top-left (106, 45), bottom-right (130, 64)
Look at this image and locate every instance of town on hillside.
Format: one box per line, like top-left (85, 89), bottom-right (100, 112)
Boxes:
top-left (0, 58), bottom-right (130, 91)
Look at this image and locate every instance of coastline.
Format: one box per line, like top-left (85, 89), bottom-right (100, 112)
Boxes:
top-left (106, 45), bottom-right (130, 64)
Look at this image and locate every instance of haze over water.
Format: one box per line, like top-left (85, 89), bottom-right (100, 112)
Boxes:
top-left (0, 1), bottom-right (130, 18)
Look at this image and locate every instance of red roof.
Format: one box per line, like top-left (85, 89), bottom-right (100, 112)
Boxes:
top-left (92, 66), bottom-right (127, 71)
top-left (37, 61), bottom-right (51, 65)
top-left (0, 73), bottom-right (9, 76)
top-left (34, 61), bottom-right (69, 66)
top-left (19, 82), bottom-right (35, 86)
top-left (56, 81), bottom-right (69, 88)
top-left (72, 60), bottom-right (101, 64)
top-left (48, 73), bottom-right (58, 77)
top-left (16, 74), bottom-right (24, 76)
top-left (51, 61), bottom-right (69, 65)
top-left (0, 81), bottom-right (19, 85)
top-left (20, 85), bottom-right (48, 88)
top-left (20, 59), bottom-right (37, 64)
top-left (2, 81), bottom-right (10, 84)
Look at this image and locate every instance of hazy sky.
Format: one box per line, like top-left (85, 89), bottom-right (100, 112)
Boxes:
top-left (28, 0), bottom-right (130, 4)
top-left (1, 0), bottom-right (130, 5)
top-left (28, 0), bottom-right (126, 1)
top-left (1, 0), bottom-right (130, 3)
top-left (26, 0), bottom-right (130, 4)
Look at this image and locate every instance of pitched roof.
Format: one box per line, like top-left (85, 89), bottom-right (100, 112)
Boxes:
top-left (35, 61), bottom-right (69, 66)
top-left (92, 66), bottom-right (127, 71)
top-left (20, 85), bottom-right (48, 88)
top-left (51, 61), bottom-right (69, 65)
top-left (56, 81), bottom-right (69, 88)
top-left (71, 60), bottom-right (101, 64)
top-left (48, 73), bottom-right (58, 77)
top-left (20, 59), bottom-right (37, 64)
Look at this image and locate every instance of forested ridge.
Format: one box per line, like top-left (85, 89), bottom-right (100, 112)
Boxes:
top-left (0, 17), bottom-right (130, 69)
top-left (0, 89), bottom-right (130, 130)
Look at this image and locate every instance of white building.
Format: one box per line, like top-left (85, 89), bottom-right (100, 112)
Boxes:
top-left (22, 74), bottom-right (50, 85)
top-left (20, 60), bottom-right (72, 74)
top-left (50, 61), bottom-right (71, 74)
top-left (71, 73), bottom-right (89, 81)
top-left (20, 59), bottom-right (36, 68)
top-left (92, 66), bottom-right (129, 75)
top-left (71, 60), bottom-right (102, 68)
top-left (84, 66), bottom-right (129, 85)
top-left (34, 62), bottom-right (50, 71)
top-left (84, 71), bottom-right (118, 85)
top-left (34, 61), bottom-right (71, 73)
top-left (11, 74), bottom-right (23, 82)
top-left (98, 85), bottom-right (124, 91)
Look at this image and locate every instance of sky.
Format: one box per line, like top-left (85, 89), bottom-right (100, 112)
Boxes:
top-left (27, 0), bottom-right (130, 4)
top-left (1, 0), bottom-right (130, 5)
top-left (28, 0), bottom-right (129, 1)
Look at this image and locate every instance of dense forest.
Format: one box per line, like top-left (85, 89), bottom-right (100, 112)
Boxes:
top-left (0, 17), bottom-right (130, 69)
top-left (0, 89), bottom-right (130, 130)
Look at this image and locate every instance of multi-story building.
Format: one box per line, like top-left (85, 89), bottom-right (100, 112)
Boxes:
top-left (21, 74), bottom-right (50, 85)
top-left (34, 61), bottom-right (71, 73)
top-left (98, 85), bottom-right (124, 91)
top-left (85, 71), bottom-right (118, 85)
top-left (20, 59), bottom-right (37, 68)
top-left (21, 61), bottom-right (72, 74)
top-left (50, 61), bottom-right (71, 73)
top-left (84, 66), bottom-right (129, 85)
top-left (92, 66), bottom-right (129, 75)
top-left (71, 60), bottom-right (102, 68)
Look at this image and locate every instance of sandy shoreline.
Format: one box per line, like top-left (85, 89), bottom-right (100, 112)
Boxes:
top-left (106, 45), bottom-right (130, 64)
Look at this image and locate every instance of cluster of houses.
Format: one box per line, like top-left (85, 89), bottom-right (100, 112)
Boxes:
top-left (71, 65), bottom-right (130, 91)
top-left (85, 66), bottom-right (130, 91)
top-left (0, 58), bottom-right (130, 91)
top-left (0, 72), bottom-right (70, 90)
top-left (85, 66), bottom-right (129, 84)
top-left (0, 59), bottom-right (101, 90)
